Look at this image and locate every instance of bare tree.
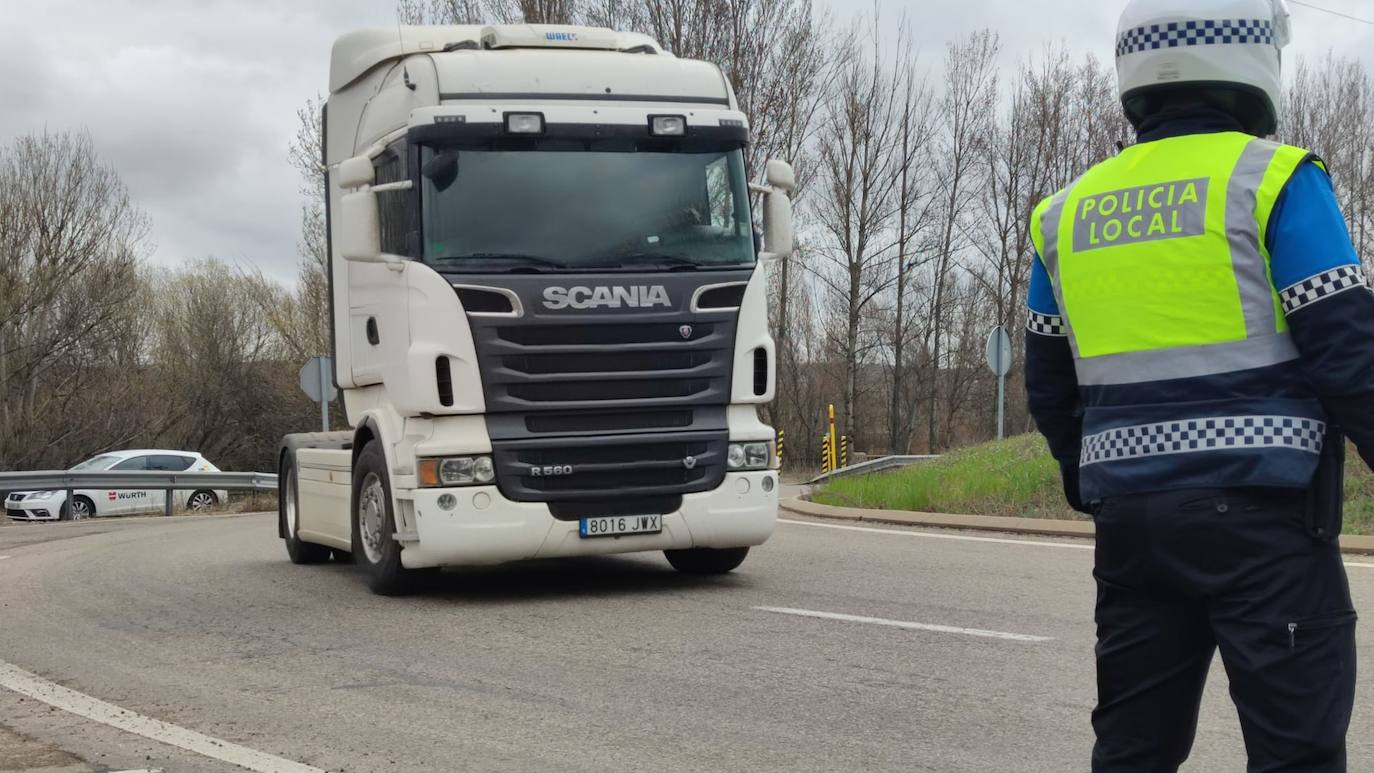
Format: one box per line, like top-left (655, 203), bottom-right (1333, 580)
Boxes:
top-left (809, 16), bottom-right (916, 451)
top-left (925, 30), bottom-right (998, 452)
top-left (0, 131), bottom-right (148, 470)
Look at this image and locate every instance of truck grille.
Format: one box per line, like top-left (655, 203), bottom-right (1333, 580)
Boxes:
top-left (454, 271), bottom-right (749, 503)
top-left (490, 432), bottom-right (727, 502)
top-left (470, 319), bottom-right (734, 412)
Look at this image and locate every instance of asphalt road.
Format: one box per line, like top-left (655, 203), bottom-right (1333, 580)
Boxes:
top-left (0, 512), bottom-right (1371, 772)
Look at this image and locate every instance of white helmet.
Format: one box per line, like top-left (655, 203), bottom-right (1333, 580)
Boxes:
top-left (1116, 0), bottom-right (1293, 135)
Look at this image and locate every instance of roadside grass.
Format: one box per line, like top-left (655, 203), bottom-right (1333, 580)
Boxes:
top-left (812, 433), bottom-right (1374, 536)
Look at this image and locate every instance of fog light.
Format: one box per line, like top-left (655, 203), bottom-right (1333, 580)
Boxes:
top-left (649, 114), bottom-right (686, 136)
top-left (762, 476), bottom-right (775, 493)
top-left (505, 112), bottom-right (545, 134)
top-left (437, 493), bottom-right (457, 511)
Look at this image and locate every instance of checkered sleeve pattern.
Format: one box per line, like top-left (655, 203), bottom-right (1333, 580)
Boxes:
top-left (1117, 19), bottom-right (1273, 57)
top-left (1027, 310), bottom-right (1066, 337)
top-left (1279, 264), bottom-right (1371, 315)
top-left (1081, 416), bottom-right (1326, 467)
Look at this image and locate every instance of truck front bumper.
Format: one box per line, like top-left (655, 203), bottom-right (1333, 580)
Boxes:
top-left (397, 471), bottom-right (778, 568)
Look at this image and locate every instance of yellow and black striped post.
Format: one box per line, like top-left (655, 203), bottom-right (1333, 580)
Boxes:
top-left (820, 435), bottom-right (832, 474)
top-left (840, 435), bottom-right (849, 468)
top-left (776, 429), bottom-right (785, 465)
top-left (827, 403), bottom-right (838, 473)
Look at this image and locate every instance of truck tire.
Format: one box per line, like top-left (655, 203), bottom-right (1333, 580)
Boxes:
top-left (664, 547), bottom-right (750, 575)
top-left (281, 453), bottom-right (330, 564)
top-left (351, 440), bottom-right (427, 595)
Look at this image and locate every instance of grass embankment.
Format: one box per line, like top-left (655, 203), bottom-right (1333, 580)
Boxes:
top-left (811, 433), bottom-right (1374, 536)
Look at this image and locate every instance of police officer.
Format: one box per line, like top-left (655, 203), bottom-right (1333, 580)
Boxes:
top-left (1026, 0), bottom-right (1374, 769)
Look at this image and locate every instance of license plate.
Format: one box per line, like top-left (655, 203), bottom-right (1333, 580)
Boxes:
top-left (579, 514), bottom-right (662, 538)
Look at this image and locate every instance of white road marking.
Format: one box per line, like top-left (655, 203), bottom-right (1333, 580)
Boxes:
top-left (778, 518), bottom-right (1374, 569)
top-left (0, 660), bottom-right (323, 773)
top-left (756, 606), bottom-right (1054, 642)
top-left (778, 518), bottom-right (1093, 550)
top-left (0, 556), bottom-right (9, 560)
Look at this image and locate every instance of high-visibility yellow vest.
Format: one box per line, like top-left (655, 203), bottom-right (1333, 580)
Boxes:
top-left (1031, 131), bottom-right (1316, 386)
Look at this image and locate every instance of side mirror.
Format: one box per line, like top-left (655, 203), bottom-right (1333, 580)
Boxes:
top-left (338, 191), bottom-right (382, 262)
top-left (766, 159), bottom-right (796, 194)
top-left (422, 150), bottom-right (460, 192)
top-left (338, 156), bottom-right (374, 190)
top-left (760, 190), bottom-right (794, 262)
top-left (758, 159), bottom-right (796, 263)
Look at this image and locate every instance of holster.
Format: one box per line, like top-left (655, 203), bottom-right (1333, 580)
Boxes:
top-left (1305, 425), bottom-right (1346, 541)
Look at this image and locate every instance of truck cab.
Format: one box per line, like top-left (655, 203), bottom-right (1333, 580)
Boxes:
top-left (279, 24), bottom-right (794, 594)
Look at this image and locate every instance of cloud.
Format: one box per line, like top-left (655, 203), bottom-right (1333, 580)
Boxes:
top-left (0, 0), bottom-right (1368, 287)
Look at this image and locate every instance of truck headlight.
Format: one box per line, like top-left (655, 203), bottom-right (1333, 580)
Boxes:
top-left (418, 456), bottom-right (496, 487)
top-left (727, 442), bottom-right (773, 471)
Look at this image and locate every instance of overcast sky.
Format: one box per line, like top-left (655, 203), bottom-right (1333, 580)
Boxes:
top-left (1, 0), bottom-right (1370, 284)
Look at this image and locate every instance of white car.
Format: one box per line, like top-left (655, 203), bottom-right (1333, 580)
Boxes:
top-left (4, 450), bottom-right (229, 521)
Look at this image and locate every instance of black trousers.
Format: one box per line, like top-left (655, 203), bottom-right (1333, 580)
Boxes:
top-left (1092, 488), bottom-right (1357, 773)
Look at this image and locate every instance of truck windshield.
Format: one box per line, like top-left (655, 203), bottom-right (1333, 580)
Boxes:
top-left (420, 146), bottom-right (755, 271)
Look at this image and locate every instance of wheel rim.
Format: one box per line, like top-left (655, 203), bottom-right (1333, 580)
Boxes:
top-left (189, 492), bottom-right (214, 511)
top-left (284, 470), bottom-right (298, 539)
top-left (71, 500), bottom-right (89, 521)
top-left (358, 473), bottom-right (386, 564)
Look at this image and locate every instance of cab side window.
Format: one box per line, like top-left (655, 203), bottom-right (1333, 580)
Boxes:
top-left (374, 144), bottom-right (414, 256)
top-left (111, 456), bottom-right (150, 471)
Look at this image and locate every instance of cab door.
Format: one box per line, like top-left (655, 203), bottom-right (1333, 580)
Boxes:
top-left (108, 455), bottom-right (155, 514)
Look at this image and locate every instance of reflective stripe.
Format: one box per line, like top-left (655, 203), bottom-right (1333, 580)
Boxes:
top-left (1038, 186), bottom-right (1079, 356)
top-left (1227, 140), bottom-right (1282, 338)
top-left (1081, 414), bottom-right (1325, 467)
top-left (1027, 310), bottom-right (1066, 337)
top-left (1075, 332), bottom-right (1299, 386)
top-left (1280, 265), bottom-right (1371, 314)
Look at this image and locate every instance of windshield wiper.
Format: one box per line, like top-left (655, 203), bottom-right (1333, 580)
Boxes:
top-left (435, 253), bottom-right (569, 271)
top-left (603, 252), bottom-right (706, 271)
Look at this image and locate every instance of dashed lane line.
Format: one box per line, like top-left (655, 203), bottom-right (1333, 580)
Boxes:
top-left (0, 660), bottom-right (323, 773)
top-left (778, 518), bottom-right (1374, 569)
top-left (756, 606), bottom-right (1054, 642)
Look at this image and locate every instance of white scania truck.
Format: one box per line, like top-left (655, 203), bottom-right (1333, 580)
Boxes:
top-left (277, 24), bottom-right (795, 594)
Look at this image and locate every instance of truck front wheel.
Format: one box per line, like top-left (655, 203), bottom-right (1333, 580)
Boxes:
top-left (664, 547), bottom-right (750, 575)
top-left (351, 440), bottom-right (426, 595)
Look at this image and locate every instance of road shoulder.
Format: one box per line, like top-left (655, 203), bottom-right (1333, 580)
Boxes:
top-left (781, 497), bottom-right (1374, 555)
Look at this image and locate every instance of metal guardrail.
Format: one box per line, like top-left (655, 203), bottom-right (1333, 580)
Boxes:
top-left (1, 471), bottom-right (278, 518)
top-left (806, 455), bottom-right (939, 485)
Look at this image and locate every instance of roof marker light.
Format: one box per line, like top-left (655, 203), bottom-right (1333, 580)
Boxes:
top-left (649, 115), bottom-right (687, 136)
top-left (504, 112), bottom-right (545, 135)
